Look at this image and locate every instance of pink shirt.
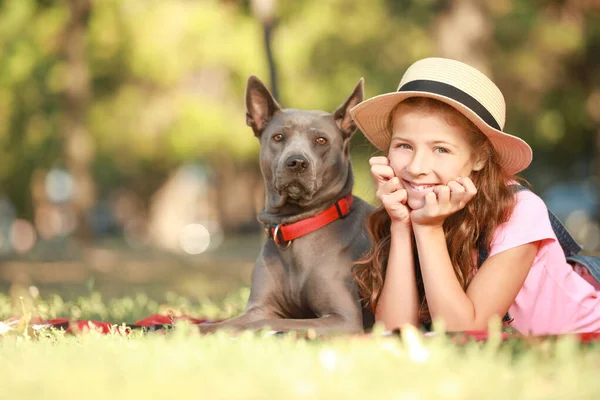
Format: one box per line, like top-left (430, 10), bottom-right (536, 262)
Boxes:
top-left (487, 190), bottom-right (600, 334)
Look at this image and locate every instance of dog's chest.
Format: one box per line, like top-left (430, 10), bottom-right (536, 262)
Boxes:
top-left (261, 249), bottom-right (320, 318)
top-left (280, 257), bottom-right (313, 310)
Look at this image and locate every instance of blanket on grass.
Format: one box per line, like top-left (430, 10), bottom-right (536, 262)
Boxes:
top-left (2, 314), bottom-right (600, 343)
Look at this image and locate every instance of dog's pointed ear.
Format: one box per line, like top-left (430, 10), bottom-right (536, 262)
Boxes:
top-left (333, 78), bottom-right (364, 139)
top-left (246, 75), bottom-right (281, 137)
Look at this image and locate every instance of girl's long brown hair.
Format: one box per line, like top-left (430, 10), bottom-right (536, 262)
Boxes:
top-left (353, 97), bottom-right (519, 323)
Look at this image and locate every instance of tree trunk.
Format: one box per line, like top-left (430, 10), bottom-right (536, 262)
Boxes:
top-left (435, 0), bottom-right (492, 74)
top-left (251, 0), bottom-right (279, 101)
top-left (62, 0), bottom-right (95, 241)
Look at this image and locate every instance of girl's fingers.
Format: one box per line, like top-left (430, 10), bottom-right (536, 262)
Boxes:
top-left (411, 178), bottom-right (478, 227)
top-left (433, 185), bottom-right (450, 206)
top-left (369, 156), bottom-right (394, 191)
top-left (381, 188), bottom-right (410, 221)
top-left (376, 177), bottom-right (403, 199)
top-left (370, 164), bottom-right (395, 187)
top-left (389, 188), bottom-right (408, 204)
top-left (369, 156), bottom-right (390, 167)
top-left (456, 177), bottom-right (478, 202)
top-left (399, 188), bottom-right (408, 204)
top-left (410, 192), bottom-right (440, 225)
top-left (381, 188), bottom-right (407, 208)
top-left (447, 180), bottom-right (466, 208)
top-left (424, 191), bottom-right (438, 209)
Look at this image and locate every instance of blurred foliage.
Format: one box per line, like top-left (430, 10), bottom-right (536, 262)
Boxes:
top-left (0, 0), bottom-right (598, 218)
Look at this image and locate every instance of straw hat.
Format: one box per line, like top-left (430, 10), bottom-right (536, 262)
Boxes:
top-left (349, 57), bottom-right (532, 175)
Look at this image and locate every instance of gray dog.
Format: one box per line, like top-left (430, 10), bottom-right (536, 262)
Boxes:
top-left (198, 76), bottom-right (375, 335)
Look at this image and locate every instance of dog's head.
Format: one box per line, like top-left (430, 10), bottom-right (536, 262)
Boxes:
top-left (246, 76), bottom-right (364, 212)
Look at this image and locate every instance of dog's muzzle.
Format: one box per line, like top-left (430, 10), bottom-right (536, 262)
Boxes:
top-left (275, 155), bottom-right (318, 201)
top-left (275, 179), bottom-right (317, 201)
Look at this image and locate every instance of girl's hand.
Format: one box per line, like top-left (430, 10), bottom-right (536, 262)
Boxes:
top-left (370, 157), bottom-right (411, 226)
top-left (410, 177), bottom-right (477, 228)
top-left (369, 156), bottom-right (395, 190)
top-left (377, 177), bottom-right (411, 226)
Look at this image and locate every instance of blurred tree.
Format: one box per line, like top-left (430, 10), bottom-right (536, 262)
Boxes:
top-left (434, 0), bottom-right (492, 73)
top-left (0, 0), bottom-right (66, 219)
top-left (251, 0), bottom-right (279, 101)
top-left (62, 0), bottom-right (94, 240)
top-left (489, 1), bottom-right (600, 189)
top-left (0, 0), bottom-right (598, 243)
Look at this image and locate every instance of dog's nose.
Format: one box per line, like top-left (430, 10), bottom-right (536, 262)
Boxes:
top-left (286, 155), bottom-right (308, 172)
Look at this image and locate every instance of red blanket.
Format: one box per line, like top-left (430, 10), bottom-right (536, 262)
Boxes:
top-left (2, 315), bottom-right (600, 343)
top-left (1, 314), bottom-right (212, 335)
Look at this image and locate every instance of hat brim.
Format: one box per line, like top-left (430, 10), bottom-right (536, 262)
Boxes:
top-left (349, 91), bottom-right (532, 176)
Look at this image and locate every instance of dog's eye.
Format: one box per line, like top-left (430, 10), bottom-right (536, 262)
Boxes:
top-left (273, 134), bottom-right (284, 142)
top-left (316, 137), bottom-right (328, 145)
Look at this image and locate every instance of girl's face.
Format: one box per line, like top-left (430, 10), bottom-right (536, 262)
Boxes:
top-left (388, 108), bottom-right (486, 210)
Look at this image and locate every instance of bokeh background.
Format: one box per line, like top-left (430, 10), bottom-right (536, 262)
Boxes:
top-left (0, 0), bottom-right (599, 310)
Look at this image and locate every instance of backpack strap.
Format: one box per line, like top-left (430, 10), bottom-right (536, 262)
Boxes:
top-left (565, 254), bottom-right (600, 284)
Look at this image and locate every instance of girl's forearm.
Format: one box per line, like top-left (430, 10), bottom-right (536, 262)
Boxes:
top-left (375, 223), bottom-right (420, 329)
top-left (412, 225), bottom-right (477, 330)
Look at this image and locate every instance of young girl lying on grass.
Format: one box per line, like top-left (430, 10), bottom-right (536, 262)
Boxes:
top-left (350, 57), bottom-right (600, 335)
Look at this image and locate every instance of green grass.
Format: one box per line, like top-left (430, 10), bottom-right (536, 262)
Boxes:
top-left (1, 291), bottom-right (599, 399)
top-left (0, 287), bottom-right (251, 323)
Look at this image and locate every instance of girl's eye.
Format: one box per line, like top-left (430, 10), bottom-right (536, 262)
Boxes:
top-left (395, 143), bottom-right (411, 150)
top-left (435, 147), bottom-right (450, 154)
top-left (273, 134), bottom-right (284, 142)
top-left (316, 137), bottom-right (328, 145)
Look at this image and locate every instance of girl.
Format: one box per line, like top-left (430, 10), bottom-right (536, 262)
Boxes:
top-left (349, 57), bottom-right (600, 334)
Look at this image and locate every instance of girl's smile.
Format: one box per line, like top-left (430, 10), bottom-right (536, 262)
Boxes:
top-left (402, 180), bottom-right (437, 193)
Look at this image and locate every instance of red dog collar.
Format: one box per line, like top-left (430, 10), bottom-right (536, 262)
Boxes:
top-left (266, 194), bottom-right (353, 249)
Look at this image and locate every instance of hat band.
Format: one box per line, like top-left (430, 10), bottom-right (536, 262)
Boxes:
top-left (397, 80), bottom-right (502, 131)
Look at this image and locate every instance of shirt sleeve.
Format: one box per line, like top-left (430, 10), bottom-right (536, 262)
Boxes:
top-left (488, 190), bottom-right (557, 258)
